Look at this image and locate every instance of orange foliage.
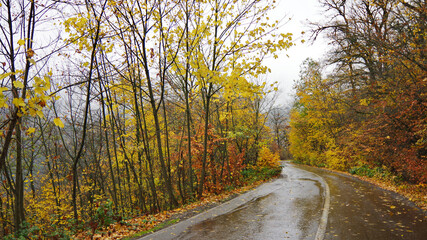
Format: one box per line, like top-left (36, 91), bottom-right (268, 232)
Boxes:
top-left (188, 124), bottom-right (246, 195)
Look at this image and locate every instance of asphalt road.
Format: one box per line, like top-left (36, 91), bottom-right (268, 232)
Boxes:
top-left (139, 162), bottom-right (427, 240)
top-left (297, 164), bottom-right (427, 240)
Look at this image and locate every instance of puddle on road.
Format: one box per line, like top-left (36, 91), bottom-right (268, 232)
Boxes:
top-left (293, 179), bottom-right (323, 238)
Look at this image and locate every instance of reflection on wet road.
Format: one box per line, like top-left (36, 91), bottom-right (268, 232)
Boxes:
top-left (141, 163), bottom-right (326, 240)
top-left (140, 163), bottom-right (426, 240)
top-left (177, 175), bottom-right (322, 240)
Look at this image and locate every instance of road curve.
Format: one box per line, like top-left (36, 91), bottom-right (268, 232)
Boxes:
top-left (294, 164), bottom-right (427, 240)
top-left (138, 162), bottom-right (426, 240)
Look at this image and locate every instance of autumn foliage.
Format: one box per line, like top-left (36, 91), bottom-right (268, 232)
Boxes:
top-left (0, 0), bottom-right (289, 238)
top-left (257, 146), bottom-right (281, 168)
top-left (289, 0), bottom-right (426, 183)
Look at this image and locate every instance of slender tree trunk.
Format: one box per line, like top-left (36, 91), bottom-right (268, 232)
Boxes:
top-left (198, 92), bottom-right (211, 197)
top-left (14, 120), bottom-right (24, 232)
top-left (137, 87), bottom-right (160, 212)
top-left (142, 39), bottom-right (177, 208)
top-left (71, 1), bottom-right (107, 221)
top-left (184, 0), bottom-right (194, 197)
top-left (97, 63), bottom-right (119, 211)
top-left (162, 100), bottom-right (173, 197)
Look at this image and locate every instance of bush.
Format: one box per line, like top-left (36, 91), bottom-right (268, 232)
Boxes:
top-left (3, 222), bottom-right (43, 240)
top-left (349, 165), bottom-right (376, 177)
top-left (325, 149), bottom-right (347, 170)
top-left (257, 146), bottom-right (280, 168)
top-left (349, 165), bottom-right (402, 183)
top-left (88, 200), bottom-right (118, 236)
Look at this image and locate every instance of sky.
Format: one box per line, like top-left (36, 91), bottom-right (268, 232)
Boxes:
top-left (264, 0), bottom-right (330, 105)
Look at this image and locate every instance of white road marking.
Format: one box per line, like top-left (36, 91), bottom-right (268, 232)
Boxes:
top-left (313, 172), bottom-right (330, 240)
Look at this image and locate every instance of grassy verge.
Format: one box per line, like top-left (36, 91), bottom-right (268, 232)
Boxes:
top-left (348, 165), bottom-right (426, 211)
top-left (241, 166), bottom-right (282, 184)
top-left (294, 161), bottom-right (426, 211)
top-left (122, 219), bottom-right (180, 240)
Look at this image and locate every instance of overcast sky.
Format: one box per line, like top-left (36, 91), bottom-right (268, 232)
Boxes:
top-left (264, 0), bottom-right (330, 105)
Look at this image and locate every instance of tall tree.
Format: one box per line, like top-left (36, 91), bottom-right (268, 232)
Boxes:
top-left (0, 0), bottom-right (62, 233)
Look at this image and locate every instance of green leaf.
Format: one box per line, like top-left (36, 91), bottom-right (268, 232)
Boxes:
top-left (29, 58), bottom-right (36, 65)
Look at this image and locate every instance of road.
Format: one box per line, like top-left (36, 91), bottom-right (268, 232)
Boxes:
top-left (139, 162), bottom-right (427, 240)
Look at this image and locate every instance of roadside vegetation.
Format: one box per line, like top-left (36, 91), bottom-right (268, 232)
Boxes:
top-left (75, 162), bottom-right (281, 240)
top-left (0, 0), bottom-right (290, 239)
top-left (289, 0), bottom-right (426, 209)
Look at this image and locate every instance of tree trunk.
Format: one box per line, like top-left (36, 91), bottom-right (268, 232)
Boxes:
top-left (14, 121), bottom-right (24, 233)
top-left (198, 92), bottom-right (211, 198)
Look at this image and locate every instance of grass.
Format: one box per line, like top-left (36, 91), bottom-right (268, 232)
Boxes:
top-left (241, 166), bottom-right (282, 184)
top-left (295, 161), bottom-right (426, 211)
top-left (122, 218), bottom-right (180, 240)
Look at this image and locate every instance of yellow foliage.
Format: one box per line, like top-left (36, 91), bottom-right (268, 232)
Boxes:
top-left (54, 117), bottom-right (64, 128)
top-left (325, 148), bottom-right (347, 171)
top-left (25, 174), bottom-right (73, 234)
top-left (257, 146), bottom-right (280, 168)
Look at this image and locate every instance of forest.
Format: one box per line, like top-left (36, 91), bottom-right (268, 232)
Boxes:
top-left (0, 0), bottom-right (289, 238)
top-left (290, 0), bottom-right (426, 184)
top-left (1, 0), bottom-right (425, 238)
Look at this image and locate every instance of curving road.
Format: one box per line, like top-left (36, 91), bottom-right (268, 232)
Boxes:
top-left (139, 162), bottom-right (427, 240)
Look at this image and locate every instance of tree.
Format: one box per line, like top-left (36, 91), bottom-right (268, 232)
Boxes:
top-left (0, 0), bottom-right (63, 233)
top-left (290, 0), bottom-right (426, 182)
top-left (269, 106), bottom-right (290, 159)
top-left (0, 0), bottom-right (293, 237)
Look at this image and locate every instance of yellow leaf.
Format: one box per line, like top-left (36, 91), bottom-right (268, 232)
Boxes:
top-left (0, 72), bottom-right (13, 81)
top-left (36, 110), bottom-right (44, 119)
top-left (54, 118), bottom-right (64, 128)
top-left (35, 86), bottom-right (44, 95)
top-left (390, 205), bottom-right (396, 209)
top-left (18, 39), bottom-right (25, 46)
top-left (0, 102), bottom-right (7, 108)
top-left (360, 98), bottom-right (369, 106)
top-left (29, 58), bottom-right (36, 65)
top-left (0, 87), bottom-right (8, 94)
top-left (12, 98), bottom-right (26, 107)
top-left (27, 127), bottom-right (36, 135)
top-left (13, 80), bottom-right (24, 89)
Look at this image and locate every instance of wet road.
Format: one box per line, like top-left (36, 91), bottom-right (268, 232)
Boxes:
top-left (297, 164), bottom-right (427, 240)
top-left (139, 162), bottom-right (426, 240)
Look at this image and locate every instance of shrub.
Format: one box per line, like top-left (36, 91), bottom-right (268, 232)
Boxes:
top-left (257, 146), bottom-right (280, 168)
